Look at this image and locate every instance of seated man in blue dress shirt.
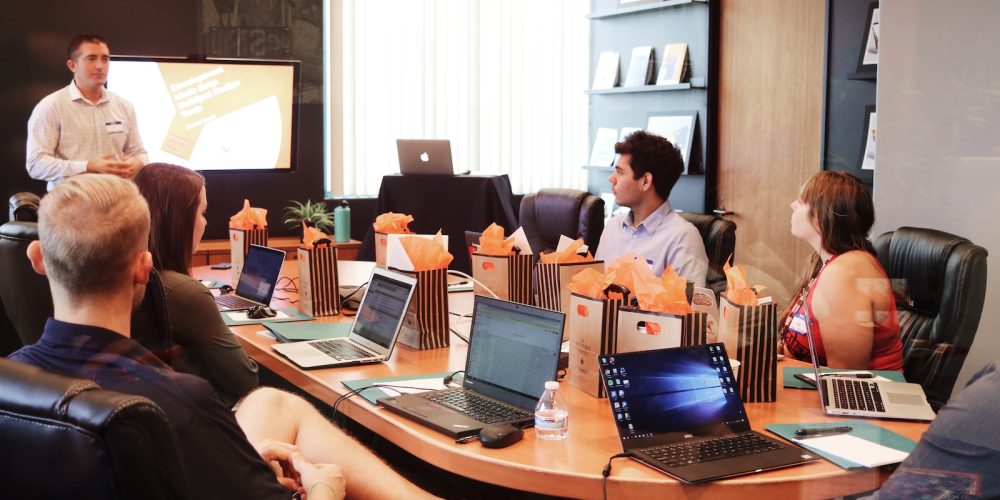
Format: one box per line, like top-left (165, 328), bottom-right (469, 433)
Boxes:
top-left (595, 130), bottom-right (708, 287)
top-left (8, 174), bottom-right (434, 500)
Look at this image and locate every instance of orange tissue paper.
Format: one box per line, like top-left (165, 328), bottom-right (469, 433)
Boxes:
top-left (373, 212), bottom-right (414, 234)
top-left (476, 223), bottom-right (516, 257)
top-left (722, 258), bottom-right (760, 306)
top-left (400, 232), bottom-right (453, 271)
top-left (301, 222), bottom-right (332, 250)
top-left (566, 267), bottom-right (613, 299)
top-left (229, 199), bottom-right (268, 230)
top-left (539, 238), bottom-right (593, 264)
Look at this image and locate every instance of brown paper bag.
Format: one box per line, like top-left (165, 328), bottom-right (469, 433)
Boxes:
top-left (296, 245), bottom-right (340, 317)
top-left (567, 288), bottom-right (628, 398)
top-left (536, 261), bottom-right (605, 314)
top-left (615, 308), bottom-right (683, 353)
top-left (395, 268), bottom-right (450, 349)
top-left (471, 253), bottom-right (533, 305)
top-left (228, 227), bottom-right (268, 284)
top-left (718, 297), bottom-right (779, 403)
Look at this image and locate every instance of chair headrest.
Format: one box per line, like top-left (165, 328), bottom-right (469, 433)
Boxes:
top-left (0, 357), bottom-right (99, 420)
top-left (9, 192), bottom-right (40, 223)
top-left (877, 227), bottom-right (976, 313)
top-left (0, 221), bottom-right (40, 242)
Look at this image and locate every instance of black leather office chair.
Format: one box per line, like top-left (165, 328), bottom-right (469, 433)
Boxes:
top-left (874, 227), bottom-right (988, 411)
top-left (0, 221), bottom-right (172, 361)
top-left (8, 192), bottom-right (40, 222)
top-left (678, 212), bottom-right (736, 296)
top-left (0, 357), bottom-right (187, 499)
top-left (519, 188), bottom-right (605, 255)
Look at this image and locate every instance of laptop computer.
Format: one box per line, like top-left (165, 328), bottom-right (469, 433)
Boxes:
top-left (396, 139), bottom-right (455, 175)
top-left (378, 296), bottom-right (565, 438)
top-left (271, 268), bottom-right (417, 369)
top-left (599, 344), bottom-right (817, 483)
top-left (799, 303), bottom-right (936, 421)
top-left (215, 245), bottom-right (285, 311)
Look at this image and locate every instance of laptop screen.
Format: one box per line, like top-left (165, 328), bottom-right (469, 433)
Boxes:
top-left (236, 245), bottom-right (285, 303)
top-left (463, 296), bottom-right (565, 409)
top-left (598, 344), bottom-right (750, 443)
top-left (351, 269), bottom-right (415, 349)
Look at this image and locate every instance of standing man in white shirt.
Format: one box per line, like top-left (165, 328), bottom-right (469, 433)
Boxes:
top-left (595, 130), bottom-right (709, 287)
top-left (26, 34), bottom-right (147, 191)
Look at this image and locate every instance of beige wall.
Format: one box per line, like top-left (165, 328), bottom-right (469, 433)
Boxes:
top-left (716, 0), bottom-right (826, 305)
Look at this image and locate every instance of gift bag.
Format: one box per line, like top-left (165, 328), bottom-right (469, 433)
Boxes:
top-left (471, 253), bottom-right (534, 305)
top-left (681, 312), bottom-right (710, 346)
top-left (374, 232), bottom-right (389, 268)
top-left (229, 227), bottom-right (268, 284)
top-left (615, 308), bottom-right (683, 353)
top-left (396, 268), bottom-right (450, 349)
top-left (297, 244), bottom-right (340, 317)
top-left (567, 288), bottom-right (628, 398)
top-left (718, 297), bottom-right (779, 402)
top-left (536, 261), bottom-right (605, 313)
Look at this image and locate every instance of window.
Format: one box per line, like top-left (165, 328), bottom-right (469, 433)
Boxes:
top-left (327, 0), bottom-right (589, 195)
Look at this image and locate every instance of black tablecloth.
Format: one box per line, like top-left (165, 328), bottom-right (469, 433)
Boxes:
top-left (359, 174), bottom-right (519, 274)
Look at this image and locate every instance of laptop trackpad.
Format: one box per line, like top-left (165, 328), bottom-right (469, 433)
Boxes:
top-left (887, 392), bottom-right (926, 406)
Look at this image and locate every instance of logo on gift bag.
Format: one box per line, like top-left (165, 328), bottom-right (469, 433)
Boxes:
top-left (577, 304), bottom-right (589, 318)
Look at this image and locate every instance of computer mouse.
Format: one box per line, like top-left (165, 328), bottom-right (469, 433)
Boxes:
top-left (247, 306), bottom-right (277, 319)
top-left (478, 423), bottom-right (523, 449)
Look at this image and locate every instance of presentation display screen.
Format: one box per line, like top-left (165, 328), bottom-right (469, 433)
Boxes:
top-left (107, 56), bottom-right (299, 172)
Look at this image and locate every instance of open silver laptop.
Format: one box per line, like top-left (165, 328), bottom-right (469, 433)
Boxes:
top-left (396, 139), bottom-right (454, 175)
top-left (801, 299), bottom-right (936, 421)
top-left (215, 245), bottom-right (286, 311)
top-left (271, 268), bottom-right (416, 369)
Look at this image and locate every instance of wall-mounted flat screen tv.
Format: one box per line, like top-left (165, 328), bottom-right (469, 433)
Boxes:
top-left (107, 56), bottom-right (299, 172)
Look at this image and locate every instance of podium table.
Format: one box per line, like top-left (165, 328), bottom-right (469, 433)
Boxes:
top-left (358, 174), bottom-right (519, 274)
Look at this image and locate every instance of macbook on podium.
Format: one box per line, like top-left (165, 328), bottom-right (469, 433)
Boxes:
top-left (396, 139), bottom-right (455, 175)
top-left (599, 344), bottom-right (816, 483)
top-left (271, 268), bottom-right (416, 369)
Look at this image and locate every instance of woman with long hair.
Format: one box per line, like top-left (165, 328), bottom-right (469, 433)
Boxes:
top-left (134, 163), bottom-right (258, 405)
top-left (781, 171), bottom-right (902, 370)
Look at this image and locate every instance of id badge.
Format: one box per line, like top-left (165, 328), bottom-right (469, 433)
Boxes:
top-left (105, 120), bottom-right (125, 134)
top-left (788, 310), bottom-right (808, 334)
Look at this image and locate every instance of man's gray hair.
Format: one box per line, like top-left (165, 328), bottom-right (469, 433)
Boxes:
top-left (38, 174), bottom-right (150, 296)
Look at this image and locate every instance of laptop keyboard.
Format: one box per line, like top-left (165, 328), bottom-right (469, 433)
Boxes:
top-left (832, 378), bottom-right (886, 412)
top-left (644, 432), bottom-right (782, 468)
top-left (422, 389), bottom-right (531, 424)
top-left (311, 339), bottom-right (376, 360)
top-left (216, 294), bottom-right (260, 310)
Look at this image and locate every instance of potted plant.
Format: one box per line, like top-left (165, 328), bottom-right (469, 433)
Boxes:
top-left (283, 200), bottom-right (334, 240)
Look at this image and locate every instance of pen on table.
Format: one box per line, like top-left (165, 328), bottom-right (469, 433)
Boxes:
top-left (795, 426), bottom-right (853, 437)
top-left (455, 435), bottom-right (479, 444)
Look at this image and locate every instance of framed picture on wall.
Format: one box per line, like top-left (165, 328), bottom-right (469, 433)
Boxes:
top-left (860, 106), bottom-right (877, 171)
top-left (646, 111), bottom-right (697, 174)
top-left (856, 3), bottom-right (879, 73)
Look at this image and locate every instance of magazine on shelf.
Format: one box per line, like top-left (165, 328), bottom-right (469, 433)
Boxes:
top-left (592, 51), bottom-right (620, 90)
top-left (655, 43), bottom-right (689, 85)
top-left (589, 127), bottom-right (619, 167)
top-left (623, 46), bottom-right (655, 87)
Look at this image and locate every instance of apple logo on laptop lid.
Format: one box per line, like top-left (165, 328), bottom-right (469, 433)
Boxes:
top-left (420, 152), bottom-right (430, 162)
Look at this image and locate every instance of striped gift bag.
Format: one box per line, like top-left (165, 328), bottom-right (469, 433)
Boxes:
top-left (395, 268), bottom-right (450, 349)
top-left (536, 261), bottom-right (605, 315)
top-left (296, 245), bottom-right (340, 317)
top-left (471, 253), bottom-right (533, 305)
top-left (567, 286), bottom-right (629, 398)
top-left (718, 297), bottom-right (779, 403)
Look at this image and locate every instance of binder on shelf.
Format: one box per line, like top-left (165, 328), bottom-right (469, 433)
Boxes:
top-left (623, 46), bottom-right (655, 87)
top-left (592, 51), bottom-right (620, 90)
top-left (656, 43), bottom-right (689, 86)
top-left (588, 127), bottom-right (619, 167)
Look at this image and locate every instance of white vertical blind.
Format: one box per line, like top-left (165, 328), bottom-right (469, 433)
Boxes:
top-left (330, 0), bottom-right (589, 195)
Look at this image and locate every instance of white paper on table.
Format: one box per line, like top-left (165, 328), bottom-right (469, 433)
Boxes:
top-left (374, 378), bottom-right (449, 395)
top-left (225, 310), bottom-right (292, 322)
top-left (556, 234), bottom-right (588, 255)
top-left (386, 233), bottom-right (449, 270)
top-left (793, 434), bottom-right (909, 468)
top-left (508, 227), bottom-right (533, 255)
top-left (256, 329), bottom-right (277, 340)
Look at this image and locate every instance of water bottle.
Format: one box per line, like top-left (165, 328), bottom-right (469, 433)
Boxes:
top-left (334, 200), bottom-right (351, 243)
top-left (534, 381), bottom-right (568, 440)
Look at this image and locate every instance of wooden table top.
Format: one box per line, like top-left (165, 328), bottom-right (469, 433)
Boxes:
top-left (196, 262), bottom-right (929, 499)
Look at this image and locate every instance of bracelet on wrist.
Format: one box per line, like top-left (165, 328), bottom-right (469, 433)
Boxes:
top-left (308, 480), bottom-right (338, 497)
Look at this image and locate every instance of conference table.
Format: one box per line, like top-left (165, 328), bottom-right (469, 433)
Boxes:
top-left (195, 261), bottom-right (929, 499)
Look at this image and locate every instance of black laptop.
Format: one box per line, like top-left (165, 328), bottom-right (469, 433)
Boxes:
top-left (215, 244), bottom-right (285, 311)
top-left (599, 344), bottom-right (817, 483)
top-left (378, 295), bottom-right (565, 438)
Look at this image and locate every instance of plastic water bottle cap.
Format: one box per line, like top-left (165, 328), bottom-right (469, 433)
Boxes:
top-left (545, 381), bottom-right (560, 390)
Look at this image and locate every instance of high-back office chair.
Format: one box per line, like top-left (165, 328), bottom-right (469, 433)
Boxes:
top-left (678, 212), bottom-right (736, 296)
top-left (519, 188), bottom-right (605, 255)
top-left (0, 221), bottom-right (172, 360)
top-left (0, 357), bottom-right (187, 499)
top-left (8, 192), bottom-right (40, 222)
top-left (874, 227), bottom-right (988, 411)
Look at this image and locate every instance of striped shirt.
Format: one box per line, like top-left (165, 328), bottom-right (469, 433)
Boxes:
top-left (26, 81), bottom-right (148, 191)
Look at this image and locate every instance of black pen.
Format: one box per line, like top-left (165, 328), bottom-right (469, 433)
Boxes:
top-left (795, 425), bottom-right (852, 436)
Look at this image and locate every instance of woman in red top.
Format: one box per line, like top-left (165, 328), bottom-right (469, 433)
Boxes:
top-left (780, 171), bottom-right (903, 370)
